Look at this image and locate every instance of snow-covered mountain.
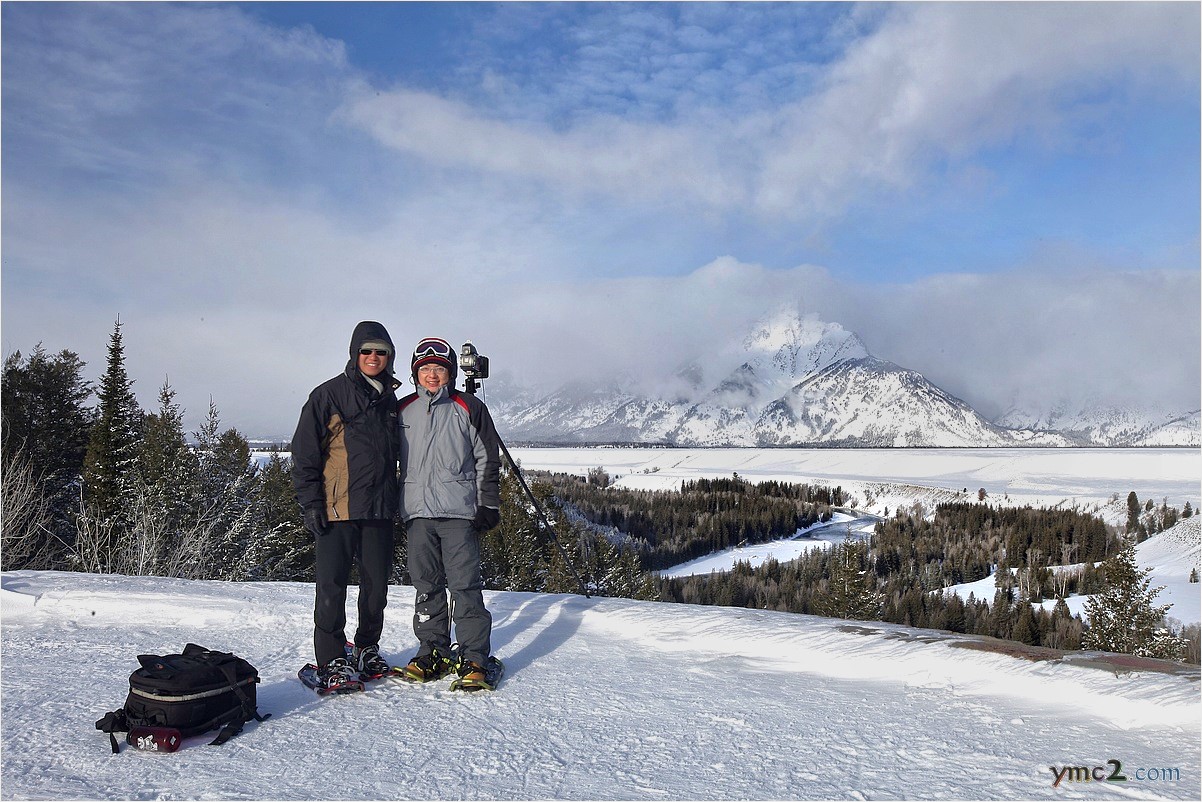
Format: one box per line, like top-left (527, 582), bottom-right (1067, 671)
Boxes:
top-left (997, 401), bottom-right (1200, 447)
top-left (495, 308), bottom-right (1071, 447)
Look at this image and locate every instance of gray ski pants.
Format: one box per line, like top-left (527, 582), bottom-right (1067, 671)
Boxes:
top-left (406, 517), bottom-right (492, 664)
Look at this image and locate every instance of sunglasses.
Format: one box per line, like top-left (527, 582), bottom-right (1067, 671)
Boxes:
top-left (359, 349), bottom-right (390, 356)
top-left (413, 338), bottom-right (453, 359)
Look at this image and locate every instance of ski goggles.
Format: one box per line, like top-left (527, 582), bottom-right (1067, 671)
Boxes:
top-left (127, 726), bottom-right (183, 753)
top-left (413, 338), bottom-right (453, 360)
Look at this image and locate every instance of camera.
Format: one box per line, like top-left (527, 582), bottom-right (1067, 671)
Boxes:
top-left (459, 341), bottom-right (489, 394)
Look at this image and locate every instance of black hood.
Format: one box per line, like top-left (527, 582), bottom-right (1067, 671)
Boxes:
top-left (347, 320), bottom-right (397, 377)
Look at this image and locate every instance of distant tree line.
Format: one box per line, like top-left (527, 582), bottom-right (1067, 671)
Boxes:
top-left (656, 503), bottom-right (1195, 661)
top-left (533, 471), bottom-right (842, 570)
top-left (542, 474), bottom-right (1195, 662)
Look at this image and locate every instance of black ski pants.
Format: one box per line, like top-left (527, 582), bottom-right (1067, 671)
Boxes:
top-left (313, 519), bottom-right (394, 667)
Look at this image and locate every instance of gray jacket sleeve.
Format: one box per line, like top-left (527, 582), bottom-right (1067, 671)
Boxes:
top-left (466, 394), bottom-right (502, 510)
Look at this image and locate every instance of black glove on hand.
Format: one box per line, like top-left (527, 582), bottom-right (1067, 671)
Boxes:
top-left (472, 506), bottom-right (501, 532)
top-left (303, 506), bottom-right (329, 538)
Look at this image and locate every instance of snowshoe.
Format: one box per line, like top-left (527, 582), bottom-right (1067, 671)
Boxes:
top-left (393, 650), bottom-right (456, 683)
top-left (449, 656), bottom-right (504, 692)
top-left (298, 657), bottom-right (364, 696)
top-left (346, 642), bottom-right (390, 681)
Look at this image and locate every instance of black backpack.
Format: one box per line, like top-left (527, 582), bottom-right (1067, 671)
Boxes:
top-left (95, 643), bottom-right (269, 752)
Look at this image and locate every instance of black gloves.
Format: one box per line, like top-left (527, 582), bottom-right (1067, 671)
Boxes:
top-left (472, 506), bottom-right (501, 532)
top-left (303, 506), bottom-right (329, 538)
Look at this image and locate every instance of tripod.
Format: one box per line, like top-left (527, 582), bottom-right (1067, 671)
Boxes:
top-left (463, 373), bottom-right (591, 599)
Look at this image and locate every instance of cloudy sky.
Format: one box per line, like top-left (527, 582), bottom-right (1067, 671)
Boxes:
top-left (2, 1), bottom-right (1198, 437)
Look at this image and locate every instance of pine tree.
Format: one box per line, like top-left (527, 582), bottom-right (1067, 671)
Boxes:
top-left (1126, 491), bottom-right (1147, 540)
top-left (1011, 603), bottom-right (1039, 645)
top-left (815, 537), bottom-right (882, 620)
top-left (1, 345), bottom-right (94, 492)
top-left (80, 318), bottom-right (143, 571)
top-left (1, 345), bottom-right (94, 568)
top-left (138, 379), bottom-right (199, 528)
top-left (194, 400), bottom-right (259, 579)
top-left (241, 452), bottom-right (312, 581)
top-left (1083, 539), bottom-right (1185, 659)
top-left (481, 469), bottom-right (550, 592)
top-left (111, 379), bottom-right (213, 577)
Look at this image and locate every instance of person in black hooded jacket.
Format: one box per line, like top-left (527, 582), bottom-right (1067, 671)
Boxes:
top-left (291, 320), bottom-right (400, 690)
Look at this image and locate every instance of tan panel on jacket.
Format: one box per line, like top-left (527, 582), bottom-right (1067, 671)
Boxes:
top-left (322, 414), bottom-right (351, 520)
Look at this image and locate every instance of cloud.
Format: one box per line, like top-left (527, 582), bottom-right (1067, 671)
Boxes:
top-left (345, 3), bottom-right (1199, 219)
top-left (4, 165), bottom-right (1197, 435)
top-left (755, 2), bottom-right (1199, 215)
top-left (453, 257), bottom-right (1201, 424)
top-left (836, 265), bottom-right (1202, 419)
top-left (340, 87), bottom-right (742, 208)
top-left (1, 2), bottom-right (1197, 438)
top-left (1, 2), bottom-right (358, 192)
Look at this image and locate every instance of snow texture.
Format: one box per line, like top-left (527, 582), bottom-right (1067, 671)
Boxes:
top-left (2, 572), bottom-right (1199, 800)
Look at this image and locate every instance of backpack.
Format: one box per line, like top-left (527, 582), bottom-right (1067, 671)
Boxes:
top-left (95, 643), bottom-right (270, 753)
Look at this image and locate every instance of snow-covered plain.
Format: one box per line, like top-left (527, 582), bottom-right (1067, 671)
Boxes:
top-left (4, 446), bottom-right (1199, 800)
top-left (508, 447), bottom-right (1200, 520)
top-left (2, 571), bottom-right (1199, 801)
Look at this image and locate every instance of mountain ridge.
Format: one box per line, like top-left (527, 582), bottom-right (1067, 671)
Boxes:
top-left (489, 309), bottom-right (1197, 447)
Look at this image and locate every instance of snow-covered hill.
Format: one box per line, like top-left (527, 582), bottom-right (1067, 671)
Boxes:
top-left (941, 518), bottom-right (1201, 627)
top-left (996, 401), bottom-right (1200, 447)
top-left (2, 571), bottom-right (1198, 800)
top-left (493, 309), bottom-right (1119, 447)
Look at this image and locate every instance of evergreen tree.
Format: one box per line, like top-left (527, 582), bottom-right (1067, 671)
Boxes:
top-left (1083, 539), bottom-right (1184, 659)
top-left (138, 379), bottom-right (199, 528)
top-left (1, 345), bottom-right (94, 568)
top-left (1120, 490), bottom-right (1139, 538)
top-left (241, 452), bottom-right (311, 581)
top-left (481, 469), bottom-right (548, 591)
top-left (194, 400), bottom-right (259, 579)
top-left (815, 537), bottom-right (882, 620)
top-left (1, 345), bottom-right (94, 492)
top-left (1011, 604), bottom-right (1039, 645)
top-left (80, 318), bottom-right (143, 570)
top-left (114, 379), bottom-right (214, 577)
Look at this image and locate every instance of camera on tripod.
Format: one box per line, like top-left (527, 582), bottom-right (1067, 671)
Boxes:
top-left (459, 341), bottom-right (489, 394)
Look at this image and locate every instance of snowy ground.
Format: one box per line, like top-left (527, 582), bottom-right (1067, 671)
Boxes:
top-left (2, 571), bottom-right (1199, 801)
top-left (508, 447), bottom-right (1200, 525)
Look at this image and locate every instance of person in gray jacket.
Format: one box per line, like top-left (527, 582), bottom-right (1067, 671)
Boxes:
top-left (397, 336), bottom-right (503, 688)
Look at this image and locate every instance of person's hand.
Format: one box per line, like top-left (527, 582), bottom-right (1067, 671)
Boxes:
top-left (303, 506), bottom-right (329, 538)
top-left (472, 506), bottom-right (501, 532)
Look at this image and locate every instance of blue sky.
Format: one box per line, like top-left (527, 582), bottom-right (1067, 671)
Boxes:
top-left (2, 1), bottom-right (1198, 435)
